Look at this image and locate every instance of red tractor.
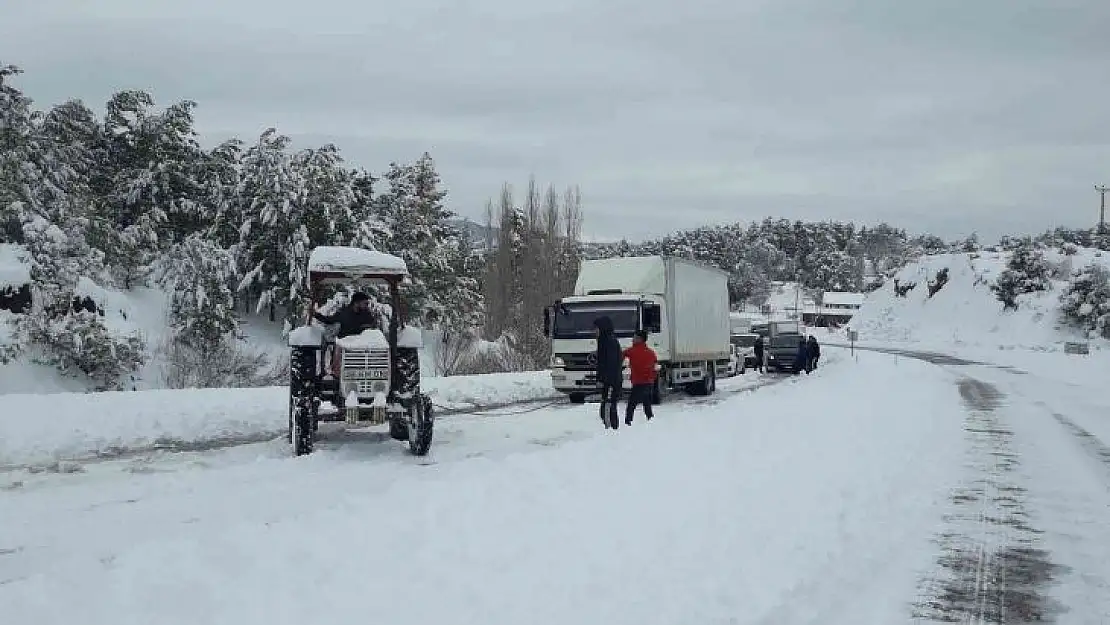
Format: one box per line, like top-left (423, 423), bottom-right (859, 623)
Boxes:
top-left (287, 246), bottom-right (433, 457)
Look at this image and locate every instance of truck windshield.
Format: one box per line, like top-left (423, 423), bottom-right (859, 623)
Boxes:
top-left (552, 302), bottom-right (639, 339)
top-left (770, 334), bottom-right (802, 348)
top-left (730, 334), bottom-right (757, 348)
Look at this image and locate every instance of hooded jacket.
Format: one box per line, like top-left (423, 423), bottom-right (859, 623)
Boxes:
top-left (314, 303), bottom-right (378, 338)
top-left (793, 338), bottom-right (809, 370)
top-left (593, 316), bottom-right (623, 386)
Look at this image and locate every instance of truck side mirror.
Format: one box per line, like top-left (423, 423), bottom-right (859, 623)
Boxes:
top-left (542, 307), bottom-right (551, 337)
top-left (642, 303), bottom-right (662, 333)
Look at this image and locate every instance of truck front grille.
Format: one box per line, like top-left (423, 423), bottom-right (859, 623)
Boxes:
top-left (556, 353), bottom-right (596, 371)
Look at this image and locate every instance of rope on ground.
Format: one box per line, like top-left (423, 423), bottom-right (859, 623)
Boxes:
top-left (431, 397), bottom-right (565, 417)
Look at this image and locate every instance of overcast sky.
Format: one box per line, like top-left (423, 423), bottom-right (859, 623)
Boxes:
top-left (5, 0), bottom-right (1110, 242)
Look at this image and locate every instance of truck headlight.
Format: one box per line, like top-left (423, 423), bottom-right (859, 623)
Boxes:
top-left (552, 356), bottom-right (565, 367)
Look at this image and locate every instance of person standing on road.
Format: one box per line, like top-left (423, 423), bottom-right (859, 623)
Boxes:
top-left (753, 335), bottom-right (765, 373)
top-left (807, 335), bottom-right (821, 372)
top-left (793, 336), bottom-right (809, 375)
top-left (593, 316), bottom-right (623, 429)
top-left (622, 330), bottom-right (657, 425)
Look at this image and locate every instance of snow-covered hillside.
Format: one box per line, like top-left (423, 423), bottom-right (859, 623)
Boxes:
top-left (847, 247), bottom-right (1110, 353)
top-left (0, 277), bottom-right (291, 395)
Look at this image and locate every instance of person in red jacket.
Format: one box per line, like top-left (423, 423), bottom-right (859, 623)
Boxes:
top-left (622, 330), bottom-right (658, 425)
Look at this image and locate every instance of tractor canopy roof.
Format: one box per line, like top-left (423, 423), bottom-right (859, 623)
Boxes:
top-left (308, 246), bottom-right (409, 281)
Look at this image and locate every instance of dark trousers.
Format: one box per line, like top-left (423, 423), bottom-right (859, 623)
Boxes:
top-left (599, 384), bottom-right (621, 429)
top-left (753, 354), bottom-right (763, 372)
top-left (808, 354), bottom-right (819, 372)
top-left (626, 383), bottom-right (655, 424)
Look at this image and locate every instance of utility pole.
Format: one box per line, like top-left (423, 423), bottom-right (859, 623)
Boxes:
top-left (1098, 185), bottom-right (1109, 234)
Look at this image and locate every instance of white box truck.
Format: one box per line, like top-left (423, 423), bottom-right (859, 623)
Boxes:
top-left (543, 256), bottom-right (731, 404)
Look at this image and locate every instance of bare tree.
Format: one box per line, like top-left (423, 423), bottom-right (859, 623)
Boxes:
top-left (479, 178), bottom-right (584, 370)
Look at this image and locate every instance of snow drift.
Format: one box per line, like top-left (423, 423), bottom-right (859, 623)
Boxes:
top-left (0, 370), bottom-right (556, 468)
top-left (847, 247), bottom-right (1110, 353)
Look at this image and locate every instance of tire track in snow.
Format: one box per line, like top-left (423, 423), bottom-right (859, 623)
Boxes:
top-left (911, 377), bottom-right (1068, 623)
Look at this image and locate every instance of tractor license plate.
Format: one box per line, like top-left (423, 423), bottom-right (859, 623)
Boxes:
top-left (346, 369), bottom-right (388, 380)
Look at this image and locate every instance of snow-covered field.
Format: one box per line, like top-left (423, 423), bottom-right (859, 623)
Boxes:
top-left (0, 370), bottom-right (558, 469)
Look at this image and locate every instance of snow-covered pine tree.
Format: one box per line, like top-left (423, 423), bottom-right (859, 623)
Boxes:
top-left (380, 153), bottom-right (458, 325)
top-left (235, 128), bottom-right (307, 327)
top-left (293, 144), bottom-right (356, 246)
top-left (155, 234), bottom-right (239, 349)
top-left (803, 248), bottom-right (863, 292)
top-left (347, 169), bottom-right (391, 251)
top-left (93, 91), bottom-right (205, 287)
top-left (991, 244), bottom-right (1052, 310)
top-left (201, 139), bottom-right (244, 250)
top-left (1059, 263), bottom-right (1110, 339)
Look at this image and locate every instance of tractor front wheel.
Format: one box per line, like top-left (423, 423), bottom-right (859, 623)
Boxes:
top-left (290, 345), bottom-right (319, 456)
top-left (407, 393), bottom-right (434, 456)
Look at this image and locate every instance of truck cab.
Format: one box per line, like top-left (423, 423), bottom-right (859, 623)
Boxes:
top-left (543, 255), bottom-right (730, 404)
top-left (544, 294), bottom-right (664, 402)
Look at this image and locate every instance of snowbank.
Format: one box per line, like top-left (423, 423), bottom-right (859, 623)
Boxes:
top-left (846, 248), bottom-right (1110, 353)
top-left (0, 351), bottom-right (965, 625)
top-left (0, 371), bottom-right (556, 468)
top-left (0, 243), bottom-right (31, 287)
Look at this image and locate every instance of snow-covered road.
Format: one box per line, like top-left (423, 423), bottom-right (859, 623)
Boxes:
top-left (2, 348), bottom-right (1108, 624)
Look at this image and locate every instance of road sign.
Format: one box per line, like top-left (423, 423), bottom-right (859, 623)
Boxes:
top-left (847, 329), bottom-right (858, 356)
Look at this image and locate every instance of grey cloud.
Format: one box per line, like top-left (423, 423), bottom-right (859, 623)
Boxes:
top-left (4, 0), bottom-right (1110, 243)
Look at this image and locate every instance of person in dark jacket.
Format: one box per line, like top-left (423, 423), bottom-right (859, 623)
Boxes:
top-left (792, 336), bottom-right (808, 375)
top-left (622, 330), bottom-right (657, 425)
top-left (314, 292), bottom-right (378, 338)
top-left (593, 316), bottom-right (623, 429)
top-left (807, 335), bottom-right (820, 372)
top-left (752, 335), bottom-right (765, 373)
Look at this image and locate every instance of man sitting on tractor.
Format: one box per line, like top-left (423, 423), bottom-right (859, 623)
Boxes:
top-left (313, 291), bottom-right (379, 338)
top-left (314, 292), bottom-right (380, 376)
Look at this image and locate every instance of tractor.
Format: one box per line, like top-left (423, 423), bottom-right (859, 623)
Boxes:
top-left (286, 246), bottom-right (433, 457)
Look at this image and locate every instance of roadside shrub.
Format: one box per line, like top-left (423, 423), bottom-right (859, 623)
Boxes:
top-left (20, 310), bottom-right (145, 391)
top-left (991, 245), bottom-right (1052, 310)
top-left (927, 268), bottom-right (949, 298)
top-left (1059, 263), bottom-right (1110, 339)
top-left (159, 336), bottom-right (286, 389)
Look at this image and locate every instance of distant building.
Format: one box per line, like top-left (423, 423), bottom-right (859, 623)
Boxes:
top-left (803, 291), bottom-right (865, 327)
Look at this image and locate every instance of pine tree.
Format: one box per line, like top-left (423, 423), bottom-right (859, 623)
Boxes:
top-left (155, 234), bottom-right (240, 349)
top-left (992, 244), bottom-right (1052, 310)
top-left (379, 153), bottom-right (458, 324)
top-left (1059, 263), bottom-right (1110, 338)
top-left (235, 128), bottom-right (306, 326)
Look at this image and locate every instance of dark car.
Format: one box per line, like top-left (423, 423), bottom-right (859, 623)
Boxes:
top-left (764, 333), bottom-right (803, 373)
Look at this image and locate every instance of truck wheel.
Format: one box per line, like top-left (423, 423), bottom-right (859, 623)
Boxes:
top-left (407, 393), bottom-right (434, 456)
top-left (569, 393), bottom-right (586, 404)
top-left (690, 362), bottom-right (716, 396)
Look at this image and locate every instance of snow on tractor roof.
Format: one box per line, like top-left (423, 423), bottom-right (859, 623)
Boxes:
top-left (308, 246), bottom-right (408, 277)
